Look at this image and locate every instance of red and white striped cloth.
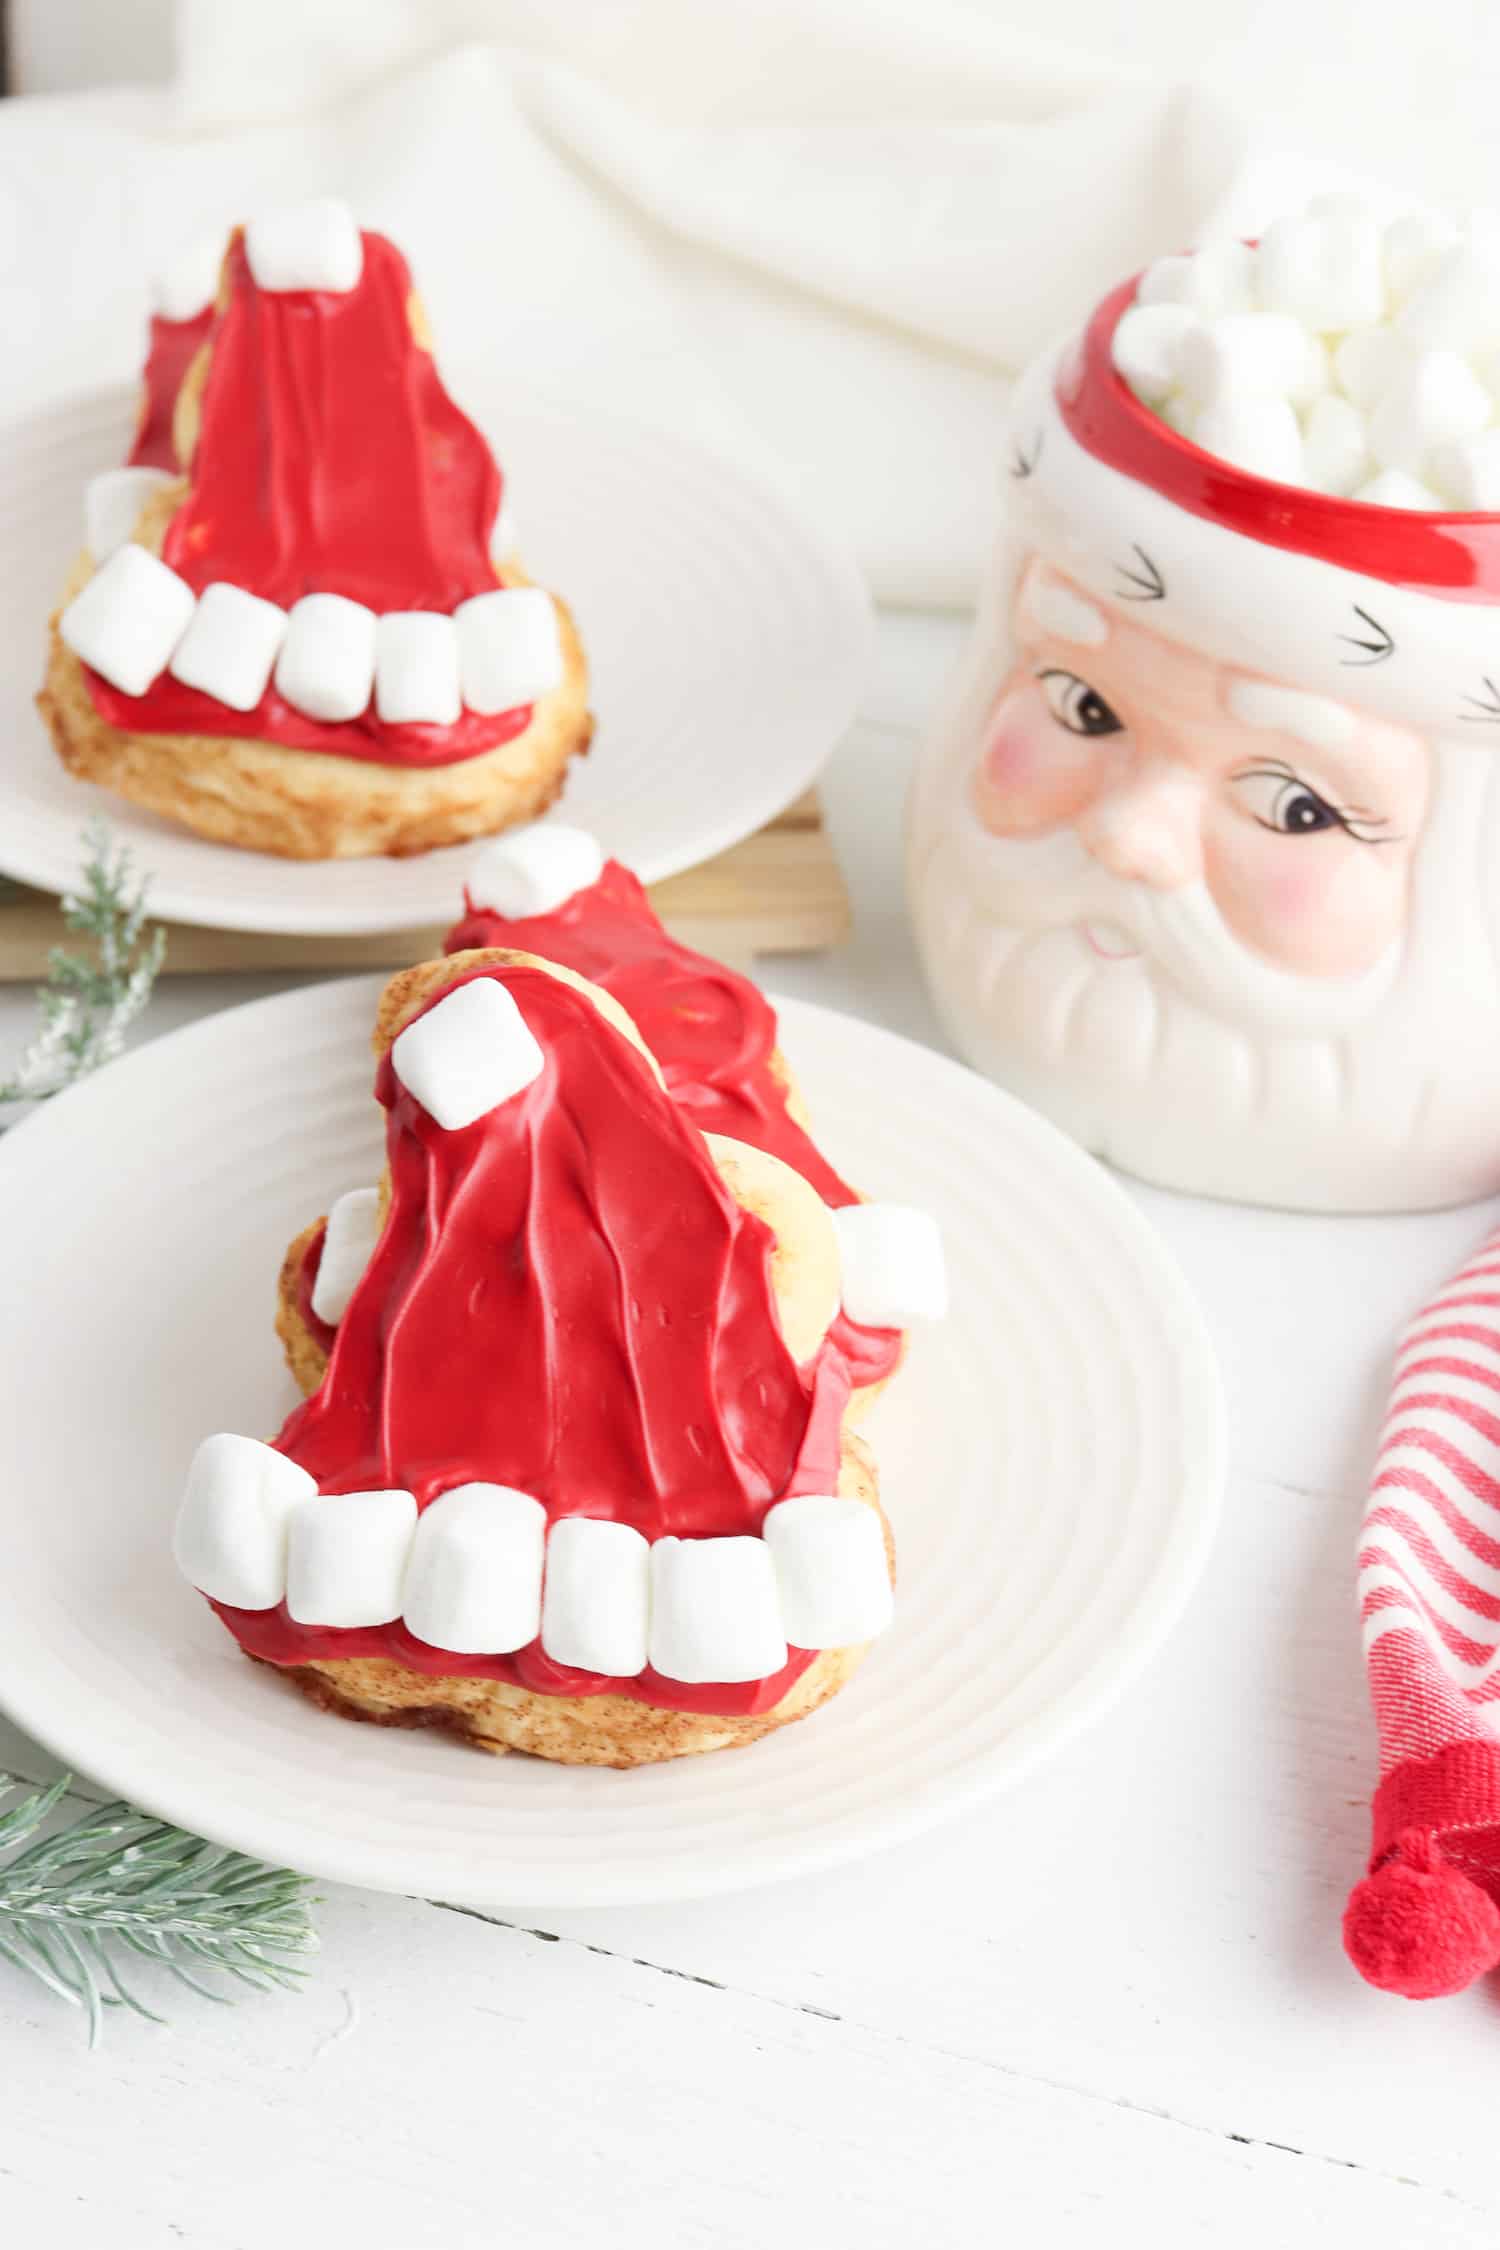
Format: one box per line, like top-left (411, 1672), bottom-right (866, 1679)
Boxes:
top-left (1348, 1227), bottom-right (1500, 1997)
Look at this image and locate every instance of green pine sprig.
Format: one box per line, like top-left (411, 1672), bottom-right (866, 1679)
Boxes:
top-left (0, 820), bottom-right (165, 1113)
top-left (0, 1774), bottom-right (319, 2046)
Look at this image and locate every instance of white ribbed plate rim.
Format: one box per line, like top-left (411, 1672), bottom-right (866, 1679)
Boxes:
top-left (0, 980), bottom-right (1223, 1907)
top-left (0, 385), bottom-right (872, 932)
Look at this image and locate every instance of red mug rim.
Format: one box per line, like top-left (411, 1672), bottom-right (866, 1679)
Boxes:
top-left (1053, 273), bottom-right (1500, 599)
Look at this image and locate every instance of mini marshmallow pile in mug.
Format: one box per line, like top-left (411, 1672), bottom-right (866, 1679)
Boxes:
top-left (1112, 197), bottom-right (1500, 508)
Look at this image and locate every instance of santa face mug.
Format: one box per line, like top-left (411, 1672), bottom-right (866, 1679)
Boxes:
top-left (908, 251), bottom-right (1500, 1213)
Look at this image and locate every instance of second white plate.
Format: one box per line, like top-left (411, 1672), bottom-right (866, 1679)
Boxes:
top-left (0, 982), bottom-right (1223, 1907)
top-left (0, 387), bottom-right (872, 932)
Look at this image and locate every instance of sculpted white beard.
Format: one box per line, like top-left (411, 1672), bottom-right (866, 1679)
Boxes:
top-left (910, 805), bottom-right (1436, 1190)
top-left (945, 810), bottom-right (1401, 1039)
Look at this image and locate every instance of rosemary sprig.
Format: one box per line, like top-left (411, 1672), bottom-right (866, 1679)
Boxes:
top-left (0, 820), bottom-right (165, 1113)
top-left (0, 1773), bottom-right (318, 2046)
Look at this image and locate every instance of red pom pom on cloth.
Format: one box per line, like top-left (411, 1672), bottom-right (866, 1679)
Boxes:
top-left (1344, 1829), bottom-right (1500, 1998)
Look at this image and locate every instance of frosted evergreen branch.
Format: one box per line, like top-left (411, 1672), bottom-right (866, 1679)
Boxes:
top-left (0, 1773), bottom-right (318, 2045)
top-left (0, 822), bottom-right (165, 1113)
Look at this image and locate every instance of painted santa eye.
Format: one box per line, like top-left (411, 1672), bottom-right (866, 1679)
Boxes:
top-left (1037, 670), bottom-right (1123, 738)
top-left (1234, 763), bottom-right (1385, 841)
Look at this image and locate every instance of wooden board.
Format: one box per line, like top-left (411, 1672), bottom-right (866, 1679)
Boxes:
top-left (0, 792), bottom-right (847, 979)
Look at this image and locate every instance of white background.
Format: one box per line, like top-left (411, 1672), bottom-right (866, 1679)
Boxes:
top-left (8, 4), bottom-right (1500, 2240)
top-left (3, 610), bottom-right (1500, 2247)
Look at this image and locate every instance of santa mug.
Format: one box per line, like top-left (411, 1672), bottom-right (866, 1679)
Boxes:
top-left (908, 270), bottom-right (1500, 1213)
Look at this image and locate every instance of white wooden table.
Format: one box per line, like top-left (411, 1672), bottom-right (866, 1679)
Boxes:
top-left (3, 611), bottom-right (1497, 2249)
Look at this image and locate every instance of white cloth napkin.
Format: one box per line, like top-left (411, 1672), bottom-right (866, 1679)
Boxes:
top-left (0, 0), bottom-right (1482, 605)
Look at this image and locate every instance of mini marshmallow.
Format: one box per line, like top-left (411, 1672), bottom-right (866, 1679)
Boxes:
top-left (1136, 240), bottom-right (1255, 317)
top-left (1301, 393), bottom-right (1370, 497)
top-left (1190, 394), bottom-right (1303, 485)
top-left (1110, 303), bottom-right (1198, 405)
top-left (1256, 211), bottom-right (1385, 331)
top-left (1293, 335), bottom-right (1331, 410)
top-left (1355, 468), bottom-right (1447, 510)
top-left (1333, 326), bottom-right (1405, 410)
top-left (374, 611), bottom-right (461, 726)
top-left (391, 976), bottom-right (545, 1133)
top-left (245, 198), bottom-right (363, 295)
top-left (1136, 256), bottom-right (1194, 309)
top-left (1396, 245), bottom-right (1500, 355)
top-left (1305, 192), bottom-right (1383, 226)
top-left (466, 822), bottom-right (606, 918)
top-left (168, 581), bottom-right (286, 712)
top-left (649, 1536), bottom-right (787, 1684)
top-left (152, 231), bottom-right (227, 322)
top-left (1429, 430), bottom-right (1500, 509)
top-left (173, 1433), bottom-right (316, 1611)
top-left (1178, 313), bottom-right (1314, 408)
top-left (540, 1517), bottom-right (651, 1676)
top-left (310, 1185), bottom-right (383, 1327)
top-left (833, 1203), bottom-right (948, 1329)
top-left (285, 1488), bottom-right (416, 1628)
top-left (1367, 349), bottom-right (1491, 474)
top-left (59, 544), bottom-right (195, 697)
top-left (402, 1483), bottom-right (546, 1654)
top-left (454, 587), bottom-right (565, 715)
top-left (490, 498), bottom-right (520, 564)
top-left (762, 1495), bottom-right (893, 1649)
top-left (84, 466), bottom-right (174, 562)
top-left (274, 593), bottom-right (376, 722)
top-left (1384, 211), bottom-right (1460, 307)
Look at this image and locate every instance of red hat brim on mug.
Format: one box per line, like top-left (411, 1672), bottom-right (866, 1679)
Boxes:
top-left (1006, 276), bottom-right (1500, 735)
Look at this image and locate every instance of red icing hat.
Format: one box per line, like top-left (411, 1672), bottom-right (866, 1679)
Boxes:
top-left (72, 209), bottom-right (564, 766)
top-left (163, 229), bottom-right (501, 616)
top-left (214, 960), bottom-right (855, 1720)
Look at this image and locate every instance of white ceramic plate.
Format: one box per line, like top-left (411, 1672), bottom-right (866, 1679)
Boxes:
top-left (0, 983), bottom-right (1222, 1907)
top-left (0, 387), bottom-right (871, 932)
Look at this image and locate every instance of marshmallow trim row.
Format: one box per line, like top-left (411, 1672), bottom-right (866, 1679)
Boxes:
top-left (173, 1437), bottom-right (892, 1680)
top-left (60, 540), bottom-right (565, 726)
top-left (311, 1124), bottom-right (949, 1329)
top-left (833, 1202), bottom-right (948, 1329)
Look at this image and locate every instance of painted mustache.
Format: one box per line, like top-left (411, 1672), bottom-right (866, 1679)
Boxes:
top-left (951, 812), bottom-right (1397, 1036)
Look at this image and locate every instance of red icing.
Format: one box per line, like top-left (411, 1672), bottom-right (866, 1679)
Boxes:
top-left (1062, 272), bottom-right (1500, 598)
top-left (221, 963), bottom-right (856, 1713)
top-left (85, 659), bottom-right (531, 767)
top-left (88, 230), bottom-right (536, 768)
top-left (127, 309), bottom-right (213, 471)
top-left (446, 861), bottom-right (902, 1386)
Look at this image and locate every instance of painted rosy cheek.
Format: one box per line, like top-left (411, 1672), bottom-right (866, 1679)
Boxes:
top-left (981, 724), bottom-right (1043, 790)
top-left (1264, 863), bottom-right (1323, 921)
top-left (971, 690), bottom-right (1103, 836)
top-left (1209, 829), bottom-right (1401, 977)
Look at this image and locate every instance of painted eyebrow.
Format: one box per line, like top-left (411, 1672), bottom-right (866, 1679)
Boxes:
top-left (1023, 578), bottom-right (1109, 648)
top-left (1225, 676), bottom-right (1356, 756)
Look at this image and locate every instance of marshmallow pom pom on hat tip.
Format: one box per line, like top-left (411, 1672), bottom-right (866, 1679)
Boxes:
top-left (465, 823), bottom-right (606, 919)
top-left (244, 199), bottom-right (363, 295)
top-left (391, 978), bottom-right (546, 1135)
